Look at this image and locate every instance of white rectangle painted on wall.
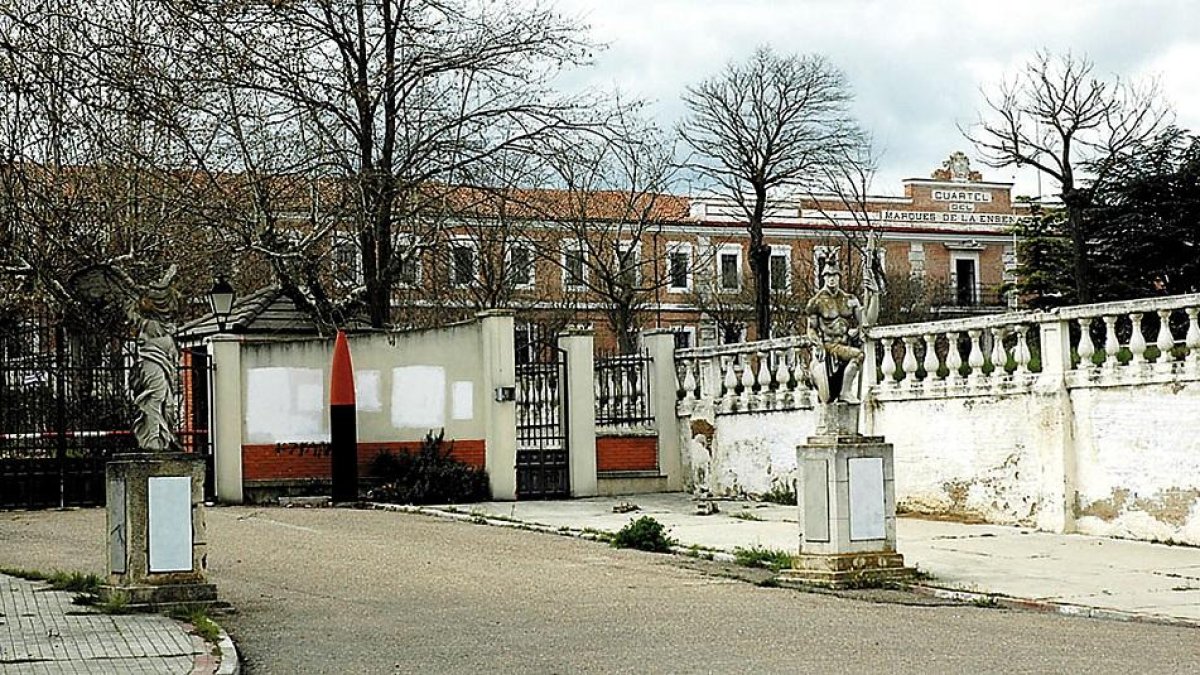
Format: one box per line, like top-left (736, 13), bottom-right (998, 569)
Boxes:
top-left (148, 477), bottom-right (193, 573)
top-left (451, 381), bottom-right (474, 420)
top-left (848, 457), bottom-right (886, 541)
top-left (245, 367), bottom-right (328, 443)
top-left (355, 370), bottom-right (383, 413)
top-left (392, 366), bottom-right (446, 429)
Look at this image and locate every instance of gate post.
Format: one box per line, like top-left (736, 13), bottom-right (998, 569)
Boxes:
top-left (642, 329), bottom-right (683, 491)
top-left (206, 335), bottom-right (244, 503)
top-left (558, 327), bottom-right (597, 497)
top-left (478, 310), bottom-right (518, 500)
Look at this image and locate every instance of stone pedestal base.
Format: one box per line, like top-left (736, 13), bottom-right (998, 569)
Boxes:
top-left (790, 403), bottom-right (913, 588)
top-left (777, 552), bottom-right (915, 589)
top-left (103, 453), bottom-right (217, 611)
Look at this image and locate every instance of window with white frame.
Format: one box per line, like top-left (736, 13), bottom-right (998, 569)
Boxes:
top-left (507, 243), bottom-right (534, 288)
top-left (667, 244), bottom-right (692, 291)
top-left (673, 326), bottom-right (696, 349)
top-left (449, 239), bottom-right (476, 287)
top-left (397, 250), bottom-right (421, 287)
top-left (562, 242), bottom-right (587, 289)
top-left (332, 233), bottom-right (363, 286)
top-left (769, 246), bottom-right (791, 292)
top-left (616, 241), bottom-right (640, 287)
top-left (813, 245), bottom-right (839, 284)
top-left (718, 245), bottom-right (742, 291)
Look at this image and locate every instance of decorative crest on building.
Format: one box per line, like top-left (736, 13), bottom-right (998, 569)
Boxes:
top-left (931, 151), bottom-right (982, 182)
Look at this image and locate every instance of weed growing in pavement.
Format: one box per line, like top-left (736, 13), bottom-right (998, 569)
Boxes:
top-left (971, 595), bottom-right (999, 608)
top-left (730, 510), bottom-right (763, 522)
top-left (171, 606), bottom-right (222, 647)
top-left (96, 591), bottom-right (132, 615)
top-left (581, 527), bottom-right (614, 543)
top-left (759, 481), bottom-right (797, 506)
top-left (0, 567), bottom-right (49, 581)
top-left (611, 517), bottom-right (676, 553)
top-left (47, 571), bottom-right (101, 594)
top-left (732, 546), bottom-right (794, 572)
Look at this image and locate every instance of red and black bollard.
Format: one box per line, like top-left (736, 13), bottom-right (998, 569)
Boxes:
top-left (330, 330), bottom-right (358, 503)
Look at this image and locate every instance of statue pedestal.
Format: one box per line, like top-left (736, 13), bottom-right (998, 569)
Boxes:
top-left (102, 453), bottom-right (217, 610)
top-left (778, 403), bottom-right (915, 589)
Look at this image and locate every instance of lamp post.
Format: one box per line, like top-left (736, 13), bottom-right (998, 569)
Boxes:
top-left (208, 276), bottom-right (236, 332)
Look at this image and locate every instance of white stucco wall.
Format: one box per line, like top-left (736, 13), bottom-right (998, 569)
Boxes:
top-left (1071, 382), bottom-right (1200, 544)
top-left (684, 380), bottom-right (1200, 545)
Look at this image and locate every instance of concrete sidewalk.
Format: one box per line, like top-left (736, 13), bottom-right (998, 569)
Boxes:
top-left (402, 493), bottom-right (1200, 626)
top-left (0, 572), bottom-right (234, 674)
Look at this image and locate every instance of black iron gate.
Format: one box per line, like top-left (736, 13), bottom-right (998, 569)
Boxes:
top-left (514, 340), bottom-right (569, 499)
top-left (0, 314), bottom-right (213, 509)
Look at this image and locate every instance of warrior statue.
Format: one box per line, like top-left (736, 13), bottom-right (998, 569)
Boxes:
top-left (70, 264), bottom-right (182, 452)
top-left (805, 249), bottom-right (884, 404)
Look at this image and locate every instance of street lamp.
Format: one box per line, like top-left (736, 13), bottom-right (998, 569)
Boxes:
top-left (208, 276), bottom-right (236, 332)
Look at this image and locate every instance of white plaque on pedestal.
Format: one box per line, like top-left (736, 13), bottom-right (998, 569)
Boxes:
top-left (848, 457), bottom-right (885, 541)
top-left (148, 477), bottom-right (193, 572)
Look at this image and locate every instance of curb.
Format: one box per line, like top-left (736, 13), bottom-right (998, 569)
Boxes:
top-left (368, 502), bottom-right (1200, 631)
top-left (188, 620), bottom-right (240, 675)
top-left (908, 584), bottom-right (1200, 630)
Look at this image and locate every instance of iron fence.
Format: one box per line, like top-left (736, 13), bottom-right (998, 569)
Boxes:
top-left (0, 310), bottom-right (211, 509)
top-left (594, 350), bottom-right (654, 428)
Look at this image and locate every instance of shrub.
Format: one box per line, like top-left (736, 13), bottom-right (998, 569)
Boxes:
top-left (733, 546), bottom-right (794, 572)
top-left (366, 430), bottom-right (490, 505)
top-left (760, 480), bottom-right (797, 506)
top-left (611, 516), bottom-right (676, 553)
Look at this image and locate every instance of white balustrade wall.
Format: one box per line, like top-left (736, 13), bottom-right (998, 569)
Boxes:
top-left (675, 293), bottom-right (1200, 545)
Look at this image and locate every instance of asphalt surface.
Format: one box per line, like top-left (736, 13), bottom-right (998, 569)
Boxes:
top-left (3, 506), bottom-right (1199, 674)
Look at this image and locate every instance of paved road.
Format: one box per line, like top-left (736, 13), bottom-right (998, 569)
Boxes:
top-left (3, 507), bottom-right (1199, 674)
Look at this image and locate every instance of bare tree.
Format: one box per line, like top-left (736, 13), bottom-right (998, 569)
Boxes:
top-left (542, 117), bottom-right (688, 353)
top-left (150, 0), bottom-right (604, 329)
top-left (963, 50), bottom-right (1171, 303)
top-left (679, 45), bottom-right (863, 339)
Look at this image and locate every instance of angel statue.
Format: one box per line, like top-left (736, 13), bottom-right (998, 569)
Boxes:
top-left (805, 248), bottom-right (885, 405)
top-left (69, 264), bottom-right (182, 452)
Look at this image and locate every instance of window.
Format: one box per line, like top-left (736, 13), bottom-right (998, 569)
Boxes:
top-left (398, 251), bottom-right (420, 287)
top-left (332, 234), bottom-right (363, 285)
top-left (450, 241), bottom-right (475, 287)
top-left (814, 245), bottom-right (839, 284)
top-left (668, 244), bottom-right (691, 291)
top-left (718, 246), bottom-right (741, 291)
top-left (563, 244), bottom-right (586, 289)
top-left (673, 327), bottom-right (696, 349)
top-left (769, 247), bottom-right (790, 292)
top-left (508, 244), bottom-right (534, 288)
top-left (616, 241), bottom-right (640, 287)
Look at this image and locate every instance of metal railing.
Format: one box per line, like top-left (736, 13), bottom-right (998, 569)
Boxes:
top-left (594, 350), bottom-right (654, 428)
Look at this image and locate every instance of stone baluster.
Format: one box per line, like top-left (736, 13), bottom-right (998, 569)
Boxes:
top-left (1076, 318), bottom-right (1096, 373)
top-left (739, 353), bottom-right (756, 409)
top-left (774, 350), bottom-right (792, 409)
top-left (1014, 325), bottom-right (1031, 376)
top-left (989, 327), bottom-right (1008, 389)
top-left (1129, 313), bottom-right (1147, 367)
top-left (946, 332), bottom-right (963, 386)
top-left (682, 359), bottom-right (698, 402)
top-left (880, 338), bottom-right (897, 390)
top-left (1186, 307), bottom-right (1200, 376)
top-left (901, 336), bottom-right (919, 390)
top-left (721, 357), bottom-right (738, 411)
top-left (1155, 309), bottom-right (1175, 374)
top-left (1102, 315), bottom-right (1120, 376)
top-left (922, 333), bottom-right (940, 391)
top-left (755, 351), bottom-right (772, 409)
top-left (966, 329), bottom-right (985, 386)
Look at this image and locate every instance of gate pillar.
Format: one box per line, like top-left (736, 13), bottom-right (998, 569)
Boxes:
top-left (559, 328), bottom-right (597, 497)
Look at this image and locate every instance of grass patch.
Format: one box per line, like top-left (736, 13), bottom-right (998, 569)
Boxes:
top-left (0, 566), bottom-right (50, 582)
top-left (759, 482), bottom-right (796, 506)
top-left (611, 516), bottom-right (676, 553)
top-left (732, 546), bottom-right (794, 572)
top-left (730, 510), bottom-right (763, 522)
top-left (47, 571), bottom-right (102, 594)
top-left (96, 590), bottom-right (133, 615)
top-left (171, 606), bottom-right (222, 646)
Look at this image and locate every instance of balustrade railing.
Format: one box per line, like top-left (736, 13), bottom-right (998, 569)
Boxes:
top-left (675, 335), bottom-right (815, 414)
top-left (673, 292), bottom-right (1200, 413)
top-left (594, 351), bottom-right (654, 428)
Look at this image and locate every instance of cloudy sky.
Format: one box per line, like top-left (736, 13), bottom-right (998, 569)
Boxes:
top-left (553, 0), bottom-right (1200, 198)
